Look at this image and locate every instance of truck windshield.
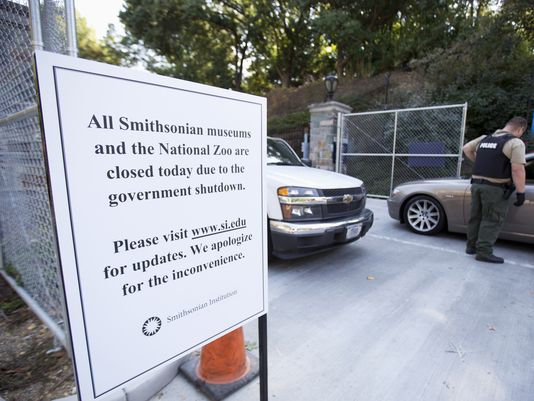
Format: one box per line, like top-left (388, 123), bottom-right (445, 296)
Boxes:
top-left (267, 138), bottom-right (303, 166)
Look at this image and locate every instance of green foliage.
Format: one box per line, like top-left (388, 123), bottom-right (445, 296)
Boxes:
top-left (102, 0), bottom-right (534, 146)
top-left (500, 0), bottom-right (534, 42)
top-left (337, 93), bottom-right (376, 113)
top-left (268, 111), bottom-right (309, 133)
top-left (76, 15), bottom-right (104, 61)
top-left (101, 25), bottom-right (138, 67)
top-left (388, 0), bottom-right (469, 69)
top-left (141, 32), bottom-right (235, 88)
top-left (0, 295), bottom-right (24, 314)
top-left (312, 0), bottom-right (494, 78)
top-left (4, 263), bottom-right (23, 287)
top-left (251, 0), bottom-right (320, 88)
top-left (120, 0), bottom-right (321, 90)
top-left (244, 56), bottom-right (275, 95)
top-left (120, 0), bottom-right (259, 89)
top-left (313, 6), bottom-right (365, 76)
top-left (417, 15), bottom-right (534, 140)
top-left (76, 16), bottom-right (125, 65)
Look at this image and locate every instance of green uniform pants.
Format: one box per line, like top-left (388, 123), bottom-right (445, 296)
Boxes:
top-left (466, 183), bottom-right (510, 256)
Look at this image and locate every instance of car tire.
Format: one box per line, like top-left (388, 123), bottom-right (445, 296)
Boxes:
top-left (403, 195), bottom-right (446, 235)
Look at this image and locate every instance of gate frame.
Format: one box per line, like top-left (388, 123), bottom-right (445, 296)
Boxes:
top-left (0, 0), bottom-right (79, 348)
top-left (336, 103), bottom-right (468, 198)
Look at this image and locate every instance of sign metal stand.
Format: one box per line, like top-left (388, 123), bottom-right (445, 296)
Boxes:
top-left (258, 314), bottom-right (268, 401)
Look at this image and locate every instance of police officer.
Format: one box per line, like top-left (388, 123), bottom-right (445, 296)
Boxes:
top-left (462, 116), bottom-right (527, 263)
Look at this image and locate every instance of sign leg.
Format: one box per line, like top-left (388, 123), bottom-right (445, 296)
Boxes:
top-left (259, 314), bottom-right (268, 401)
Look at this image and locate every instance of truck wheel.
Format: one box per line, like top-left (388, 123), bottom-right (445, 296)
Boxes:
top-left (267, 226), bottom-right (274, 262)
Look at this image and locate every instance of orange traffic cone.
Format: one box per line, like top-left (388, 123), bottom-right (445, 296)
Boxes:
top-left (180, 327), bottom-right (259, 401)
top-left (180, 326), bottom-right (259, 400)
top-left (197, 327), bottom-right (250, 384)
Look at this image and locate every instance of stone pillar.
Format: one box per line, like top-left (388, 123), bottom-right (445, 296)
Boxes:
top-left (308, 101), bottom-right (352, 170)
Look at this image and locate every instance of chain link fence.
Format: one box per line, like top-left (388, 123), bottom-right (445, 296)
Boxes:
top-left (337, 104), bottom-right (467, 197)
top-left (0, 0), bottom-right (75, 334)
top-left (268, 125), bottom-right (308, 158)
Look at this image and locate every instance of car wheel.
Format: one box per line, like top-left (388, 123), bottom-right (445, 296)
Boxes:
top-left (403, 195), bottom-right (446, 235)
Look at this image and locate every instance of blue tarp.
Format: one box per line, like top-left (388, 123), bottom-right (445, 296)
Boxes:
top-left (408, 141), bottom-right (445, 168)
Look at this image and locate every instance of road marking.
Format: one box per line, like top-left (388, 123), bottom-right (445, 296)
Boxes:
top-left (368, 233), bottom-right (534, 270)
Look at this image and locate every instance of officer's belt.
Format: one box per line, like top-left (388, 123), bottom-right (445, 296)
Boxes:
top-left (470, 178), bottom-right (509, 188)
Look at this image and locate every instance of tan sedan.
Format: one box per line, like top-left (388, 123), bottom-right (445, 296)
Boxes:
top-left (387, 153), bottom-right (534, 244)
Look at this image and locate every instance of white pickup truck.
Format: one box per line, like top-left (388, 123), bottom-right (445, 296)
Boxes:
top-left (267, 137), bottom-right (373, 259)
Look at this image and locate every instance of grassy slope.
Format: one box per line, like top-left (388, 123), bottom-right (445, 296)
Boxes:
top-left (267, 71), bottom-right (427, 132)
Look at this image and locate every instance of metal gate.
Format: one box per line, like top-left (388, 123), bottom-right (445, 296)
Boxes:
top-left (269, 125), bottom-right (308, 158)
top-left (0, 0), bottom-right (77, 345)
top-left (336, 104), bottom-right (467, 198)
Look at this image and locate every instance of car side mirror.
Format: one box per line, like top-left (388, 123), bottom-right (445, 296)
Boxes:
top-left (302, 159), bottom-right (312, 167)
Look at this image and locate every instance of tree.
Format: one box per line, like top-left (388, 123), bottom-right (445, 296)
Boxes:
top-left (501, 0), bottom-right (534, 42)
top-left (120, 0), bottom-right (322, 90)
top-left (251, 0), bottom-right (320, 88)
top-left (312, 0), bottom-right (501, 79)
top-left (314, 0), bottom-right (410, 77)
top-left (76, 15), bottom-right (107, 62)
top-left (419, 14), bottom-right (534, 140)
top-left (76, 15), bottom-right (125, 65)
top-left (111, 0), bottom-right (533, 103)
top-left (390, 0), bottom-right (471, 68)
top-left (101, 24), bottom-right (137, 67)
top-left (120, 0), bottom-right (261, 90)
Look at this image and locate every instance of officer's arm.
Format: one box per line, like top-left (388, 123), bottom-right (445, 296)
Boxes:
top-left (511, 163), bottom-right (526, 193)
top-left (463, 144), bottom-right (476, 162)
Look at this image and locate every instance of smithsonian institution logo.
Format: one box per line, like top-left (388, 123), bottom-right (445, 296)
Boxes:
top-left (142, 316), bottom-right (162, 336)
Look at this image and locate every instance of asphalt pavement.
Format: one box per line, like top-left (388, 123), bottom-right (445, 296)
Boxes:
top-left (147, 197), bottom-right (534, 401)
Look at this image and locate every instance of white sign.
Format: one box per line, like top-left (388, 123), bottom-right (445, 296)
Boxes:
top-left (34, 51), bottom-right (267, 401)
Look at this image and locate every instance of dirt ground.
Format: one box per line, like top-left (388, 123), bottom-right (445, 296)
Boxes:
top-left (0, 275), bottom-right (76, 401)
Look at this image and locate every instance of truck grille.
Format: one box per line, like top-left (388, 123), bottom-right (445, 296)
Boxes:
top-left (327, 199), bottom-right (364, 214)
top-left (321, 187), bottom-right (363, 197)
top-left (320, 187), bottom-right (365, 220)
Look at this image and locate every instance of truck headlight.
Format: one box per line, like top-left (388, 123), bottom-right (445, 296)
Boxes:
top-left (278, 187), bottom-right (319, 197)
top-left (277, 187), bottom-right (324, 220)
top-left (281, 204), bottom-right (323, 220)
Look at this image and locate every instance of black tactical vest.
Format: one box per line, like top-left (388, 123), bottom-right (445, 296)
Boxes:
top-left (472, 133), bottom-right (515, 179)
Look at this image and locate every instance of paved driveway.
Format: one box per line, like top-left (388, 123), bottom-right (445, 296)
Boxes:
top-left (155, 198), bottom-right (534, 401)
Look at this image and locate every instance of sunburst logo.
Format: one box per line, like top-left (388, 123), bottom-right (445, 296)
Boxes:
top-left (142, 316), bottom-right (162, 336)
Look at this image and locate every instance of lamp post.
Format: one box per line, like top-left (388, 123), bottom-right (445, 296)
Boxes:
top-left (324, 74), bottom-right (338, 101)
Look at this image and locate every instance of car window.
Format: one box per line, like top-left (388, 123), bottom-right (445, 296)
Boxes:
top-left (267, 139), bottom-right (303, 166)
